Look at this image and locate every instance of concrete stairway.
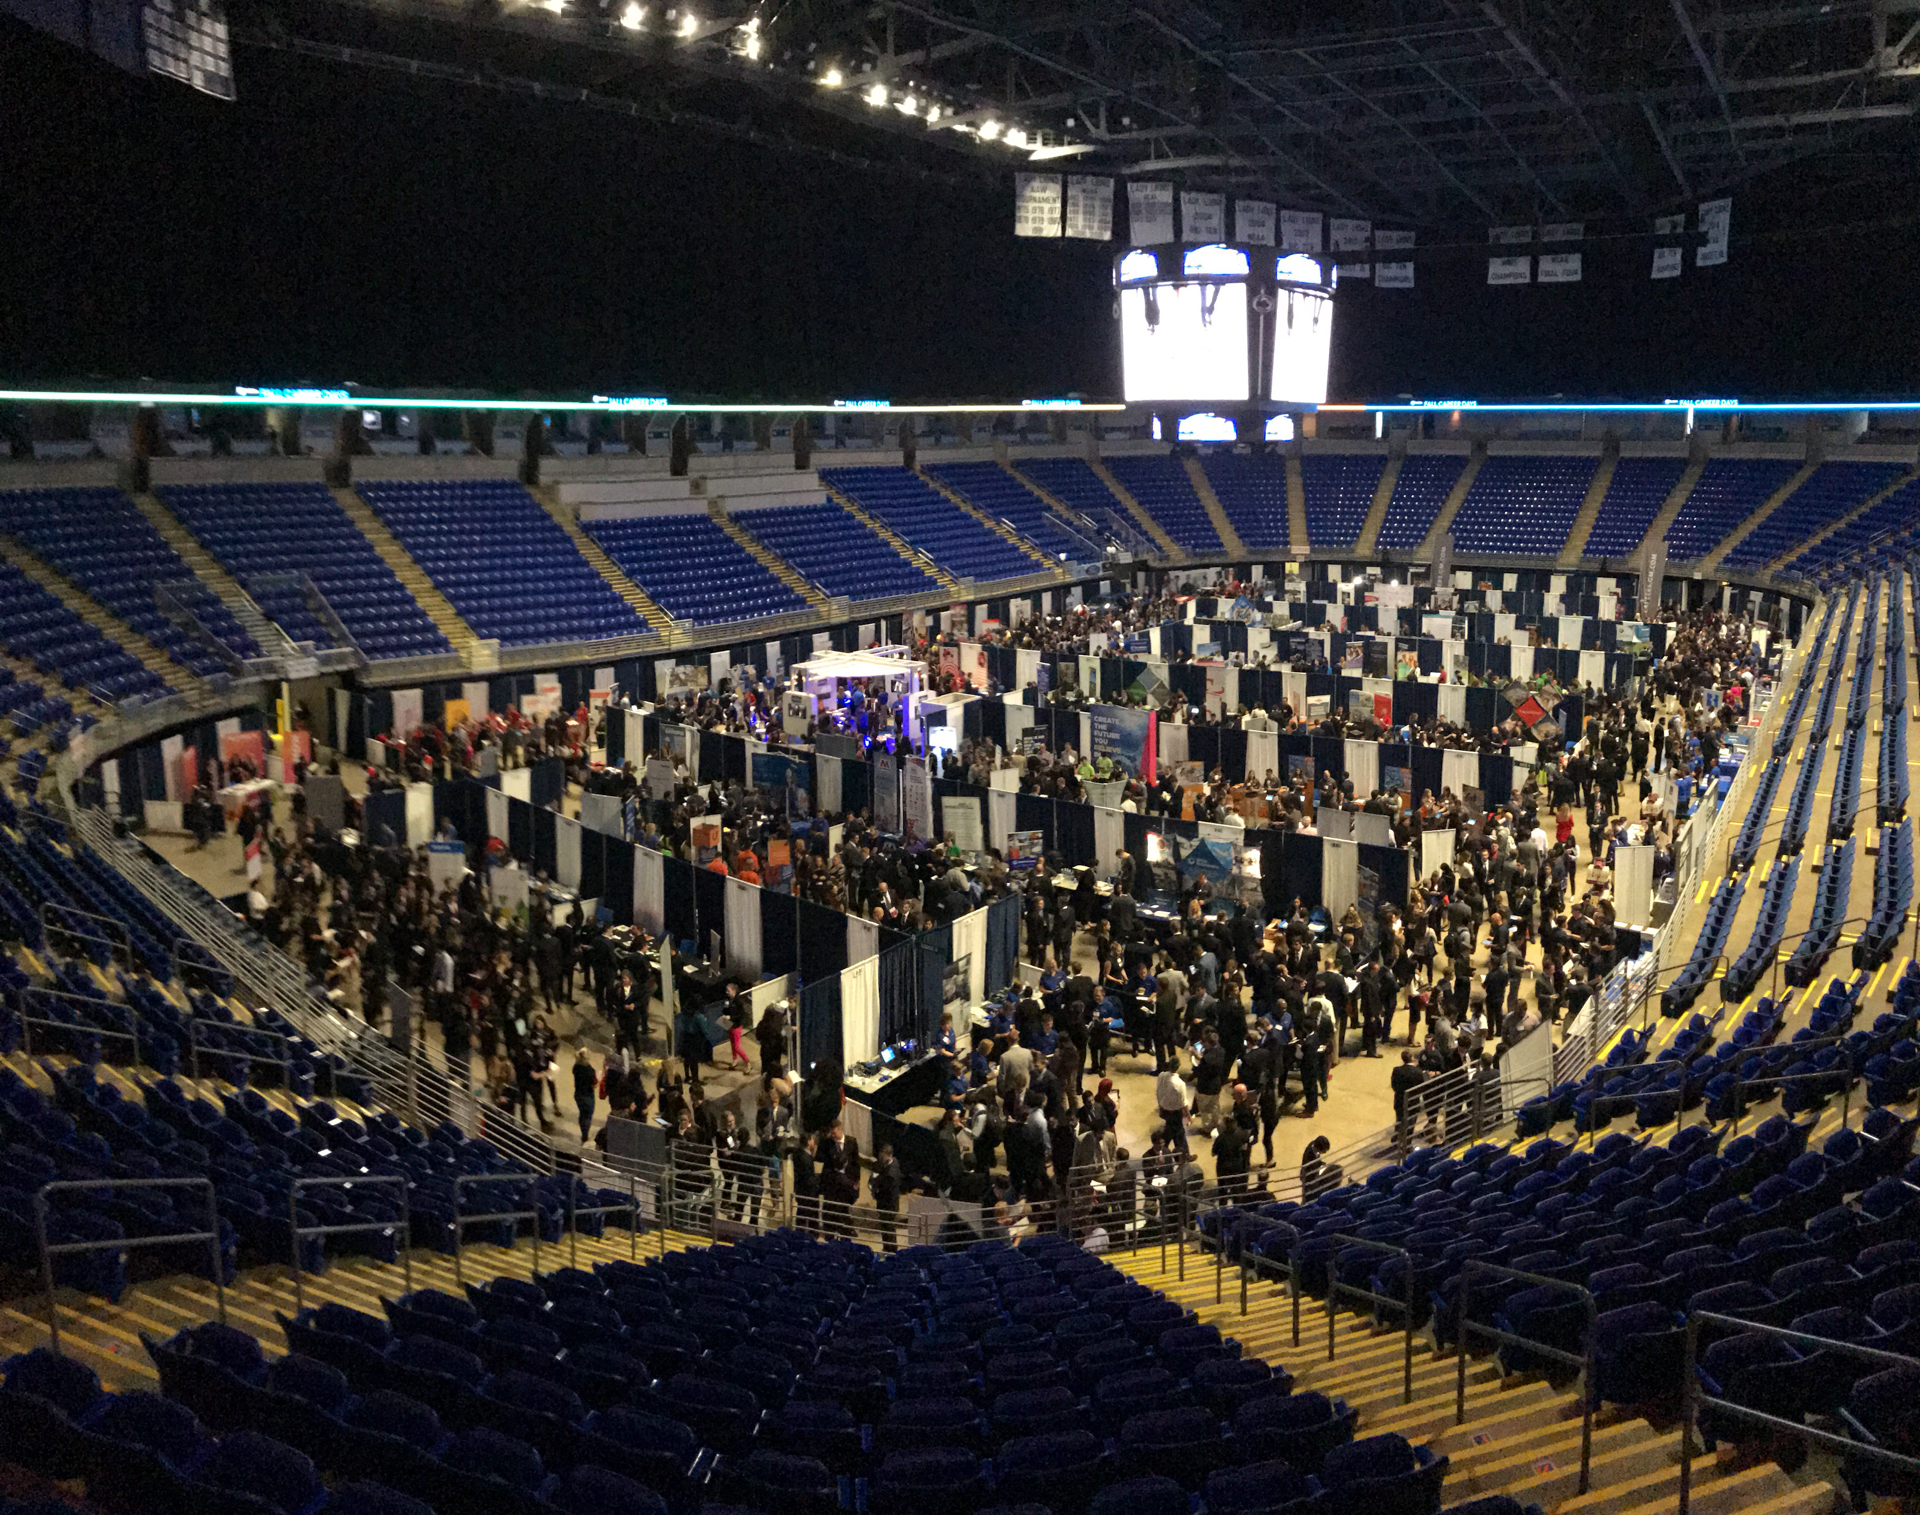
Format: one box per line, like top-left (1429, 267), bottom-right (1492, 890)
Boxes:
top-left (0, 538), bottom-right (189, 692)
top-left (1005, 462), bottom-right (1127, 555)
top-left (1354, 454), bottom-right (1405, 556)
top-left (1767, 464), bottom-right (1920, 573)
top-left (129, 494), bottom-right (296, 663)
top-left (1558, 449), bottom-right (1621, 566)
top-left (1630, 456), bottom-right (1708, 562)
top-left (709, 502), bottom-right (828, 610)
top-left (1118, 1249), bottom-right (1834, 1515)
top-left (917, 469), bottom-right (1061, 576)
top-left (1416, 449), bottom-right (1486, 558)
top-left (527, 487), bottom-right (672, 634)
top-left (1286, 455), bottom-right (1310, 553)
top-left (1702, 460), bottom-right (1821, 572)
top-left (1182, 457), bottom-right (1246, 557)
top-left (1089, 458), bottom-right (1182, 559)
top-left (821, 483), bottom-right (960, 592)
top-left (330, 488), bottom-right (483, 652)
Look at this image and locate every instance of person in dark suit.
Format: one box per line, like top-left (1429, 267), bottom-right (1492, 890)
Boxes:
top-left (791, 1131), bottom-right (822, 1236)
top-left (871, 1142), bottom-right (904, 1253)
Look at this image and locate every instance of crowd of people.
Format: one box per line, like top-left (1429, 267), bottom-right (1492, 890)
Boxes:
top-left (184, 574), bottom-right (1776, 1248)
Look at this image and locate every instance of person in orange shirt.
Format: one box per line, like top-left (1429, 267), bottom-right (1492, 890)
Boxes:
top-left (705, 854), bottom-right (729, 876)
top-left (734, 851), bottom-right (762, 887)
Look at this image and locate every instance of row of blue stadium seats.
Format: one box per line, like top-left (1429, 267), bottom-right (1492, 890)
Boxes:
top-left (737, 503), bottom-right (938, 602)
top-left (585, 515), bottom-right (806, 627)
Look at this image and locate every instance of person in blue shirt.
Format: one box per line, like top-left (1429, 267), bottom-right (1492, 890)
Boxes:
top-left (1034, 1011), bottom-right (1059, 1057)
top-left (969, 1036), bottom-right (993, 1088)
top-left (935, 1010), bottom-right (957, 1056)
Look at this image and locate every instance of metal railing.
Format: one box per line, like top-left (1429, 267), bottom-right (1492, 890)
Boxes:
top-left (1679, 1310), bottom-right (1920, 1515)
top-left (449, 1172), bottom-right (543, 1286)
top-left (19, 1005), bottom-right (143, 1070)
top-left (34, 1177), bottom-right (225, 1356)
top-left (188, 1016), bottom-right (296, 1090)
top-left (288, 1174), bottom-right (411, 1313)
top-left (1319, 1233), bottom-right (1420, 1403)
top-left (1454, 1261), bottom-right (1597, 1495)
top-left (39, 902), bottom-right (132, 969)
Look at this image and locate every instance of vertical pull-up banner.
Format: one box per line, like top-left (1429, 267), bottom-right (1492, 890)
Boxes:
top-left (1014, 173), bottom-right (1063, 237)
top-left (1129, 181), bottom-right (1175, 244)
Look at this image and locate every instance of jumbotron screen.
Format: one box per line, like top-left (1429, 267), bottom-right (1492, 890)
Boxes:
top-left (1271, 286), bottom-right (1334, 406)
top-left (1120, 282), bottom-right (1250, 403)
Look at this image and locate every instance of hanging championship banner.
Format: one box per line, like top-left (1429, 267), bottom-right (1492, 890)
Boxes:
top-left (1488, 256), bottom-right (1532, 285)
top-left (1489, 225), bottom-right (1533, 244)
top-left (1336, 263), bottom-right (1372, 280)
top-left (1064, 175), bottom-right (1114, 240)
top-left (1375, 229), bottom-right (1415, 250)
top-left (1128, 181), bottom-right (1175, 243)
top-left (1654, 214), bottom-right (1687, 235)
top-left (1539, 222), bottom-right (1584, 243)
top-left (1698, 197), bottom-right (1731, 266)
top-left (1651, 247), bottom-right (1683, 280)
top-left (1235, 199), bottom-right (1276, 245)
top-left (1279, 209), bottom-right (1323, 251)
top-left (1377, 261), bottom-right (1414, 288)
top-left (1180, 190), bottom-right (1226, 242)
top-left (1329, 217), bottom-right (1371, 251)
top-left (1013, 174), bottom-right (1063, 237)
top-left (1538, 252), bottom-right (1582, 283)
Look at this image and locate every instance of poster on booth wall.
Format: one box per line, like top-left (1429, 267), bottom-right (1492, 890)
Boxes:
top-left (752, 752), bottom-right (812, 813)
top-left (663, 663), bottom-right (710, 695)
top-left (1342, 642), bottom-right (1363, 673)
top-left (962, 642), bottom-right (989, 692)
top-left (1382, 764), bottom-right (1411, 797)
top-left (903, 755), bottom-right (933, 843)
top-left (645, 758), bottom-right (677, 799)
top-left (872, 756), bottom-right (901, 833)
top-left (1202, 663), bottom-right (1230, 717)
top-left (938, 645), bottom-right (961, 681)
top-left (691, 817), bottom-right (724, 868)
top-left (1287, 752), bottom-right (1314, 785)
top-left (764, 839), bottom-right (793, 894)
top-left (1087, 704), bottom-right (1158, 781)
top-left (521, 685), bottom-right (564, 720)
top-left (443, 698), bottom-right (470, 733)
top-left (1395, 643), bottom-right (1419, 680)
top-left (783, 690), bottom-right (813, 736)
top-left (1374, 693), bottom-right (1395, 727)
top-left (220, 729), bottom-right (266, 776)
top-left (426, 840), bottom-right (467, 892)
top-left (1006, 829), bottom-right (1045, 870)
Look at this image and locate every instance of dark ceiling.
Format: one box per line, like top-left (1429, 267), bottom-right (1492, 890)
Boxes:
top-left (233, 0), bottom-right (1920, 228)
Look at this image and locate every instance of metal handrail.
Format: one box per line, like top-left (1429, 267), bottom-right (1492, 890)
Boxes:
top-left (38, 902), bottom-right (132, 967)
top-left (188, 1015), bottom-right (295, 1089)
top-left (288, 1173), bottom-right (411, 1313)
top-left (34, 1176), bottom-right (224, 1356)
top-left (449, 1171), bottom-right (542, 1286)
top-left (19, 1007), bottom-right (143, 1070)
top-left (1679, 1309), bottom-right (1920, 1515)
top-left (1317, 1232), bottom-right (1420, 1403)
top-left (1455, 1259), bottom-right (1597, 1494)
top-left (564, 1175), bottom-right (642, 1268)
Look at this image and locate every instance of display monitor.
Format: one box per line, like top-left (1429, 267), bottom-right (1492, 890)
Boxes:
top-left (1270, 286), bottom-right (1334, 406)
top-left (1120, 281), bottom-right (1250, 403)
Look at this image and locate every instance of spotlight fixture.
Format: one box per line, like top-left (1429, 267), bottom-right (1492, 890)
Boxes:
top-left (925, 103), bottom-right (940, 122)
top-left (1005, 127), bottom-right (1028, 148)
top-left (865, 83), bottom-right (888, 106)
top-left (821, 66), bottom-right (843, 85)
top-left (979, 118), bottom-right (1001, 139)
top-left (620, 1), bottom-right (643, 24)
top-left (896, 92), bottom-right (917, 114)
top-left (679, 12), bottom-right (697, 35)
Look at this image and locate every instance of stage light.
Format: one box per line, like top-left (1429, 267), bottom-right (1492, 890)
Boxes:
top-left (620, 1), bottom-right (644, 25)
top-left (925, 104), bottom-right (940, 121)
top-left (821, 66), bottom-right (842, 86)
top-left (744, 33), bottom-right (761, 57)
top-left (679, 12), bottom-right (698, 35)
top-left (866, 83), bottom-right (888, 106)
top-left (897, 93), bottom-right (918, 114)
top-left (979, 118), bottom-right (1001, 139)
top-left (1005, 127), bottom-right (1028, 148)
top-left (541, 0), bottom-right (564, 12)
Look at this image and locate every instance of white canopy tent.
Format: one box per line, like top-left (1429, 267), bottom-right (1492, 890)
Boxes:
top-left (793, 646), bottom-right (929, 753)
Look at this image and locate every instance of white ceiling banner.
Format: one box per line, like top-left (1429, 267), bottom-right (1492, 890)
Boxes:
top-left (1279, 209), bottom-right (1324, 251)
top-left (1654, 213), bottom-right (1687, 235)
top-left (1374, 229), bottom-right (1415, 250)
top-left (1488, 255), bottom-right (1532, 285)
top-left (1180, 190), bottom-right (1226, 242)
top-left (1377, 260), bottom-right (1414, 288)
top-left (1235, 199), bottom-right (1276, 246)
top-left (1538, 252), bottom-right (1582, 283)
top-left (1336, 262), bottom-right (1372, 279)
top-left (1128, 181), bottom-right (1176, 244)
top-left (1063, 175), bottom-right (1114, 240)
top-left (1329, 217), bottom-right (1371, 251)
top-left (1539, 221), bottom-right (1584, 242)
top-left (1013, 173), bottom-right (1063, 237)
top-left (1651, 246), bottom-right (1684, 280)
top-left (1698, 197), bottom-right (1731, 266)
top-left (1489, 225), bottom-right (1534, 244)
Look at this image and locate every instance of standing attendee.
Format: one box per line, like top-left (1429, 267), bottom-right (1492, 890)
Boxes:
top-left (571, 1046), bottom-right (597, 1144)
